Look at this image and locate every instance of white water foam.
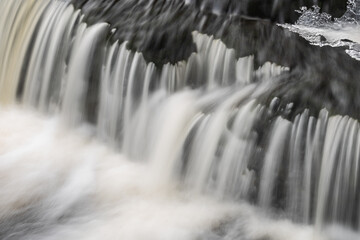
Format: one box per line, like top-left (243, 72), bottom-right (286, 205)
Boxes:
top-left (0, 106), bottom-right (336, 240)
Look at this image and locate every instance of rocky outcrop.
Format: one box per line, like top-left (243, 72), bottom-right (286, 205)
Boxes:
top-left (70, 0), bottom-right (360, 122)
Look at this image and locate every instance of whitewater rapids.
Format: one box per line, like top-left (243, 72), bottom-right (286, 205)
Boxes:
top-left (0, 106), bottom-right (356, 240)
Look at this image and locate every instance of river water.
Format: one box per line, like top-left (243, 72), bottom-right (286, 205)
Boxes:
top-left (0, 0), bottom-right (359, 239)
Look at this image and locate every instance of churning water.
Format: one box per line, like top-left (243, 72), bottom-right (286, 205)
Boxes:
top-left (0, 0), bottom-right (359, 239)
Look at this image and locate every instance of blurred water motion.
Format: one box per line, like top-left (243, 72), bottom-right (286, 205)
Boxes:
top-left (0, 0), bottom-right (360, 239)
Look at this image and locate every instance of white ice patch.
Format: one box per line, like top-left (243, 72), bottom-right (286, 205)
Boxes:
top-left (280, 3), bottom-right (360, 61)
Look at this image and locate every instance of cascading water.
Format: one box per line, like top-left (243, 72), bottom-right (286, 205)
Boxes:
top-left (0, 0), bottom-right (359, 240)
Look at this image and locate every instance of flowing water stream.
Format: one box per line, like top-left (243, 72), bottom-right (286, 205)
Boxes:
top-left (0, 0), bottom-right (360, 239)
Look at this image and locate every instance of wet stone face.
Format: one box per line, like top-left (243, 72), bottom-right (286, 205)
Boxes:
top-left (69, 0), bottom-right (359, 121)
top-left (69, 0), bottom-right (347, 67)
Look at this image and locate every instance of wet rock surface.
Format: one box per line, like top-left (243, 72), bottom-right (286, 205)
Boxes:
top-left (70, 0), bottom-right (346, 65)
top-left (70, 0), bottom-right (360, 121)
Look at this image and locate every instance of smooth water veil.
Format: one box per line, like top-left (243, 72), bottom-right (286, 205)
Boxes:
top-left (0, 0), bottom-right (360, 239)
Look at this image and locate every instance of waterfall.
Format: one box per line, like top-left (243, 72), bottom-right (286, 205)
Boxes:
top-left (0, 0), bottom-right (359, 239)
